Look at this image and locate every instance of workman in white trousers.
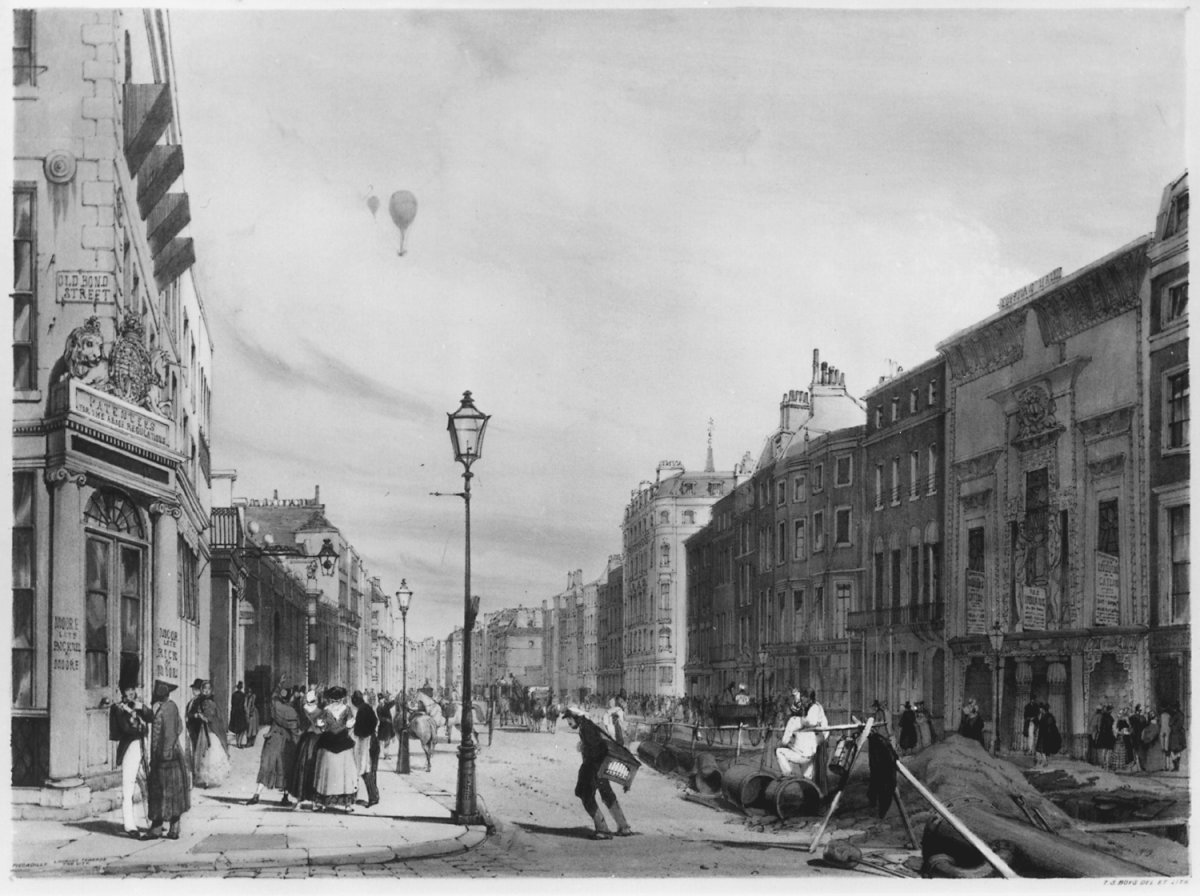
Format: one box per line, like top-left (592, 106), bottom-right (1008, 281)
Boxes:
top-left (776, 689), bottom-right (828, 780)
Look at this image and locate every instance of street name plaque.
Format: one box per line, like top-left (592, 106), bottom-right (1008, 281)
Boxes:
top-left (56, 270), bottom-right (117, 304)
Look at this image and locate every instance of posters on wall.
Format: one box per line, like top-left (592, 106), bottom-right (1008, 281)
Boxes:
top-left (966, 570), bottom-right (987, 634)
top-left (1095, 552), bottom-right (1121, 626)
top-left (1022, 586), bottom-right (1047, 630)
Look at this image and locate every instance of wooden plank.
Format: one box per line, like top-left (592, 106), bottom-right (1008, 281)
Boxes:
top-left (1075, 818), bottom-right (1189, 833)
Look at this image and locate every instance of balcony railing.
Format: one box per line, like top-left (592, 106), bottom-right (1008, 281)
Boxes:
top-left (847, 601), bottom-right (944, 630)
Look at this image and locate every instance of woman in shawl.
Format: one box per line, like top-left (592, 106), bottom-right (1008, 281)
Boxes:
top-left (313, 686), bottom-right (359, 812)
top-left (376, 692), bottom-right (395, 759)
top-left (246, 683), bottom-right (300, 806)
top-left (1167, 702), bottom-right (1187, 771)
top-left (192, 679), bottom-right (231, 787)
top-left (1096, 704), bottom-right (1117, 770)
top-left (1034, 703), bottom-right (1062, 767)
top-left (147, 680), bottom-right (191, 839)
top-left (288, 690), bottom-right (323, 808)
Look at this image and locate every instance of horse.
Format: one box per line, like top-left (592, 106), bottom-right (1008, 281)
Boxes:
top-left (407, 710), bottom-right (439, 772)
top-left (436, 699), bottom-right (488, 745)
top-left (530, 701), bottom-right (546, 733)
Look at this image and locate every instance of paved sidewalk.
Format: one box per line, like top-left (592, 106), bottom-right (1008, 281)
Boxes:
top-left (12, 738), bottom-right (488, 876)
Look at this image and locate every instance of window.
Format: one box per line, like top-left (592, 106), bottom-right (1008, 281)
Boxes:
top-left (874, 464), bottom-right (883, 510)
top-left (13, 10), bottom-right (35, 87)
top-left (873, 550), bottom-right (885, 610)
top-left (659, 582), bottom-right (670, 612)
top-left (682, 510), bottom-right (695, 525)
top-left (1098, 499), bottom-right (1120, 556)
top-left (660, 511), bottom-right (670, 525)
top-left (777, 521), bottom-right (787, 564)
top-left (928, 445), bottom-right (939, 494)
top-left (1164, 190), bottom-right (1189, 238)
top-left (835, 455), bottom-right (852, 486)
top-left (874, 407), bottom-right (883, 429)
top-left (813, 511), bottom-right (825, 552)
top-left (813, 464), bottom-right (824, 493)
top-left (910, 388), bottom-right (919, 414)
top-left (178, 538), bottom-right (198, 623)
top-left (793, 519), bottom-right (806, 560)
top-left (660, 543), bottom-right (670, 567)
top-left (814, 586), bottom-right (825, 640)
top-left (891, 550), bottom-right (902, 607)
top-left (910, 546), bottom-right (920, 606)
top-left (928, 380), bottom-right (938, 406)
top-left (1165, 280), bottom-right (1188, 326)
top-left (910, 451), bottom-right (920, 499)
top-left (13, 185), bottom-right (35, 390)
top-left (660, 665), bottom-right (673, 684)
top-left (890, 457), bottom-right (901, 505)
top-left (967, 526), bottom-right (985, 573)
top-left (1167, 369), bottom-right (1189, 450)
top-left (777, 480), bottom-right (786, 506)
top-left (13, 471), bottom-right (35, 707)
top-left (85, 539), bottom-right (110, 689)
top-left (835, 507), bottom-right (851, 545)
top-left (1024, 468), bottom-right (1050, 585)
top-left (1169, 505), bottom-right (1190, 623)
top-left (793, 589), bottom-right (805, 639)
top-left (793, 475), bottom-right (807, 502)
top-left (658, 627), bottom-right (671, 651)
top-left (890, 396), bottom-right (900, 421)
top-left (925, 542), bottom-right (941, 602)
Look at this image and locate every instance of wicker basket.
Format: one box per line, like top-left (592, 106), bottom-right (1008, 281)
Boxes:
top-left (599, 743), bottom-right (642, 789)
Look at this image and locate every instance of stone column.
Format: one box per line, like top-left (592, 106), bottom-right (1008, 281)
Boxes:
top-left (1069, 653), bottom-right (1087, 759)
top-left (45, 467), bottom-right (89, 796)
top-left (1047, 661), bottom-right (1068, 749)
top-left (150, 502), bottom-right (182, 690)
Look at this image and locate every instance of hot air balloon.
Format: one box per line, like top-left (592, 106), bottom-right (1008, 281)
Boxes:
top-left (388, 190), bottom-right (418, 256)
top-left (366, 194), bottom-right (380, 218)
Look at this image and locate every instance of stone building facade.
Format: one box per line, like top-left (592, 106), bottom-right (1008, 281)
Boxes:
top-left (12, 9), bottom-right (213, 807)
top-left (939, 238), bottom-right (1154, 756)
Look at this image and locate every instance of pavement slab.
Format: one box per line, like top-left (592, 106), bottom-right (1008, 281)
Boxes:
top-left (11, 734), bottom-right (488, 876)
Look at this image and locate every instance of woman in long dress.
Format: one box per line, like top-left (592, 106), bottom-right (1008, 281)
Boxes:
top-left (377, 692), bottom-right (395, 759)
top-left (192, 680), bottom-right (231, 787)
top-left (246, 684), bottom-right (300, 806)
top-left (147, 680), bottom-right (191, 839)
top-left (313, 686), bottom-right (359, 812)
top-left (229, 682), bottom-right (248, 749)
top-left (244, 687), bottom-right (260, 747)
top-left (288, 690), bottom-right (323, 808)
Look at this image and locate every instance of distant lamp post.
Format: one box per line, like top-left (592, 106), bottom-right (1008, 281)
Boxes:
top-left (447, 390), bottom-right (489, 825)
top-left (988, 621), bottom-right (1005, 756)
top-left (396, 580), bottom-right (413, 775)
top-left (757, 648), bottom-right (769, 725)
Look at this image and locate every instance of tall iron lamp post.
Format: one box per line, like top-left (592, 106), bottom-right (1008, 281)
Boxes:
top-left (988, 621), bottom-right (1005, 756)
top-left (396, 579), bottom-right (413, 774)
top-left (306, 538), bottom-right (339, 687)
top-left (446, 390), bottom-right (489, 825)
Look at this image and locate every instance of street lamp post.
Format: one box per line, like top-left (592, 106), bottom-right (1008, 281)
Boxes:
top-left (305, 540), bottom-right (338, 687)
top-left (446, 391), bottom-right (490, 826)
top-left (988, 621), bottom-right (1005, 756)
top-left (396, 580), bottom-right (413, 775)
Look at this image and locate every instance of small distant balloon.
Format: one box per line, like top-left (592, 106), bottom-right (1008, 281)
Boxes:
top-left (388, 190), bottom-right (418, 256)
top-left (366, 195), bottom-right (380, 218)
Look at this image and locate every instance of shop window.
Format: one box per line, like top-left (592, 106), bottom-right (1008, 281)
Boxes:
top-left (12, 471), bottom-right (35, 707)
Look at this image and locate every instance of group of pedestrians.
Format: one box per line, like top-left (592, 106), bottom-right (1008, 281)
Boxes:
top-left (107, 677), bottom-right (191, 840)
top-left (1090, 702), bottom-right (1187, 772)
top-left (246, 682), bottom-right (386, 812)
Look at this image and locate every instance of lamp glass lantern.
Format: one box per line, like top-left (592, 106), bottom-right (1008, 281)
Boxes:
top-left (317, 538), bottom-right (339, 577)
top-left (447, 391), bottom-right (491, 469)
top-left (987, 620), bottom-right (1005, 654)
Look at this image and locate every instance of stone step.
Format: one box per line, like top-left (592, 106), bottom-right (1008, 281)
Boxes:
top-left (11, 786), bottom-right (123, 822)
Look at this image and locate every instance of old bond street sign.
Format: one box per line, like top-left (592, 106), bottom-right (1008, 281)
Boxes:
top-left (68, 379), bottom-right (170, 449)
top-left (56, 270), bottom-right (117, 304)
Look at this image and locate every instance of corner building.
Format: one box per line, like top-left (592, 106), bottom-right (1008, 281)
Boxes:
top-left (12, 9), bottom-right (213, 807)
top-left (939, 238), bottom-right (1153, 756)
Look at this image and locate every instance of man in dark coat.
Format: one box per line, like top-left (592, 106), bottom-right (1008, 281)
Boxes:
top-left (110, 677), bottom-right (153, 837)
top-left (563, 705), bottom-right (633, 840)
top-left (147, 679), bottom-right (190, 839)
top-left (351, 690), bottom-right (380, 807)
top-left (229, 681), bottom-right (248, 748)
top-left (185, 678), bottom-right (205, 751)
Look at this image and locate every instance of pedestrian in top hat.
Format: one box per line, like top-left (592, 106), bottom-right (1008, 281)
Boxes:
top-left (185, 678), bottom-right (206, 752)
top-left (147, 680), bottom-right (190, 840)
top-left (351, 689), bottom-right (380, 808)
top-left (109, 674), bottom-right (153, 838)
top-left (898, 701), bottom-right (918, 755)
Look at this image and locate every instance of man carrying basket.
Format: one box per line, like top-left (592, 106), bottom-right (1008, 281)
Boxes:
top-left (563, 705), bottom-right (636, 840)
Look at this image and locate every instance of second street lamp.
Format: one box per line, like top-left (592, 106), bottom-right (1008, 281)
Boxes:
top-left (396, 579), bottom-right (413, 775)
top-left (988, 621), bottom-right (1005, 756)
top-left (446, 390), bottom-right (489, 826)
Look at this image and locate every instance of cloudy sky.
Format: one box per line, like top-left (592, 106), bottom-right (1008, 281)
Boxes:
top-left (166, 4), bottom-right (1186, 641)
